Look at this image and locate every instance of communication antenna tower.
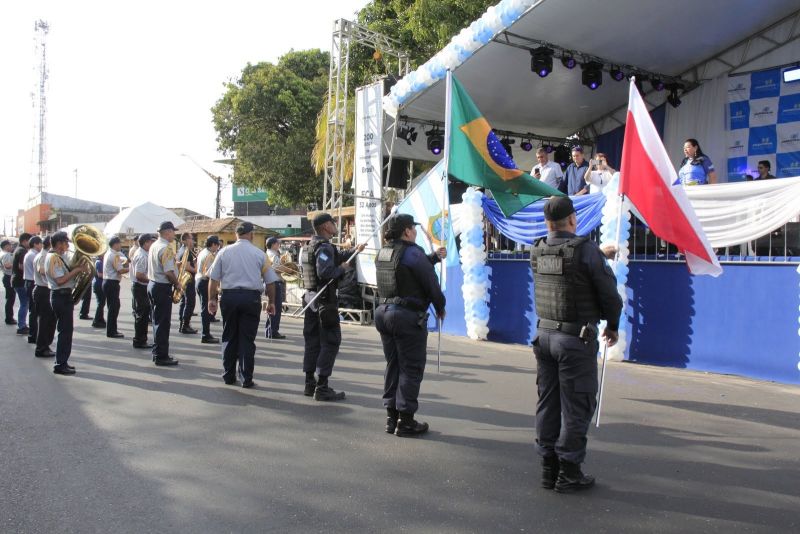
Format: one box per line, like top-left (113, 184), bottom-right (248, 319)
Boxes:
top-left (30, 19), bottom-right (50, 204)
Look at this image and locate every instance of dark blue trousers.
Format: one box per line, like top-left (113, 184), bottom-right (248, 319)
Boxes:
top-left (220, 289), bottom-right (261, 382)
top-left (196, 278), bottom-right (211, 337)
top-left (50, 290), bottom-right (74, 367)
top-left (375, 304), bottom-right (428, 414)
top-left (92, 282), bottom-right (105, 324)
top-left (33, 285), bottom-right (55, 352)
top-left (179, 277), bottom-right (196, 325)
top-left (302, 305), bottom-right (341, 378)
top-left (102, 279), bottom-right (121, 335)
top-left (131, 283), bottom-right (150, 344)
top-left (25, 280), bottom-right (36, 341)
top-left (79, 284), bottom-right (91, 317)
top-left (3, 274), bottom-right (15, 322)
top-left (266, 281), bottom-right (284, 337)
top-left (533, 329), bottom-right (599, 464)
top-left (148, 281), bottom-right (172, 359)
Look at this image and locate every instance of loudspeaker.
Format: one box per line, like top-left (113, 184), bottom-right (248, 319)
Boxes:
top-left (383, 157), bottom-right (410, 189)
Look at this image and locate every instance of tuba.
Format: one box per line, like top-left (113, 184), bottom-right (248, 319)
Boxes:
top-left (70, 224), bottom-right (108, 304)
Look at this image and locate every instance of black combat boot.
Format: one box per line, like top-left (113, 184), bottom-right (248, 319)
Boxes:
top-left (180, 322), bottom-right (197, 334)
top-left (385, 408), bottom-right (399, 434)
top-left (554, 461), bottom-right (595, 493)
top-left (541, 455), bottom-right (559, 489)
top-left (304, 377), bottom-right (317, 396)
top-left (394, 412), bottom-right (428, 437)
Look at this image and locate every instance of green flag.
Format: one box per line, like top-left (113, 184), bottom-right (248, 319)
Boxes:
top-left (447, 75), bottom-right (564, 216)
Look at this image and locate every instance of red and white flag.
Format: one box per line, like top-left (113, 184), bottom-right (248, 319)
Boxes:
top-left (620, 80), bottom-right (722, 277)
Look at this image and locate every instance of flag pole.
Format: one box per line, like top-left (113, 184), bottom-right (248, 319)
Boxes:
top-left (596, 192), bottom-right (625, 427)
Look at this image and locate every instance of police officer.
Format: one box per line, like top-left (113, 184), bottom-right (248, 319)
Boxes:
top-left (33, 236), bottom-right (56, 358)
top-left (207, 222), bottom-right (278, 388)
top-left (130, 233), bottom-right (156, 349)
top-left (102, 236), bottom-right (129, 338)
top-left (24, 236), bottom-right (43, 344)
top-left (300, 213), bottom-right (364, 401)
top-left (1, 239), bottom-right (17, 325)
top-left (177, 232), bottom-right (198, 334)
top-left (531, 196), bottom-right (622, 493)
top-left (147, 221), bottom-right (180, 366)
top-left (45, 231), bottom-right (90, 375)
top-left (195, 235), bottom-right (221, 344)
top-left (375, 214), bottom-right (446, 437)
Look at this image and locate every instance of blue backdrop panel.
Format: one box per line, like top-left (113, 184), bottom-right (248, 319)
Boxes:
top-left (487, 260), bottom-right (536, 345)
top-left (432, 264), bottom-right (467, 336)
top-left (626, 262), bottom-right (799, 385)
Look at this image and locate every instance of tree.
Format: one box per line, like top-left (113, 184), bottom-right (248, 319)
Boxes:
top-left (211, 49), bottom-right (329, 208)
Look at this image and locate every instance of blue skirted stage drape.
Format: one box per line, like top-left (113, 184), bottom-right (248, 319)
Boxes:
top-left (482, 193), bottom-right (606, 243)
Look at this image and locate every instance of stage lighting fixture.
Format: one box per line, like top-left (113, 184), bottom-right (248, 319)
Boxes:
top-left (520, 139), bottom-right (533, 152)
top-left (610, 66), bottom-right (625, 81)
top-left (561, 53), bottom-right (577, 69)
top-left (530, 46), bottom-right (554, 78)
top-left (543, 143), bottom-right (554, 154)
top-left (581, 61), bottom-right (603, 90)
top-left (397, 125), bottom-right (417, 146)
top-left (554, 145), bottom-right (571, 169)
top-left (666, 83), bottom-right (683, 108)
top-left (500, 137), bottom-right (515, 158)
top-left (650, 77), bottom-right (665, 91)
top-left (426, 128), bottom-right (444, 155)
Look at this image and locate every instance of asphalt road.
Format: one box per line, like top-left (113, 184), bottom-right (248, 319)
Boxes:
top-left (1, 281), bottom-right (798, 533)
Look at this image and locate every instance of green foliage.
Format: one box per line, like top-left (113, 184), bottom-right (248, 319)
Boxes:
top-left (211, 49), bottom-right (329, 207)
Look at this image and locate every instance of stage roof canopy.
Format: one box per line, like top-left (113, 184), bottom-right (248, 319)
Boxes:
top-left (392, 0), bottom-right (800, 141)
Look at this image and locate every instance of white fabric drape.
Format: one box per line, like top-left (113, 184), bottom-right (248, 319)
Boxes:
top-left (684, 177), bottom-right (800, 247)
top-left (663, 74), bottom-right (728, 181)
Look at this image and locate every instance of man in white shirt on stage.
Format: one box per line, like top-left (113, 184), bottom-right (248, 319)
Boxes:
top-left (531, 148), bottom-right (564, 190)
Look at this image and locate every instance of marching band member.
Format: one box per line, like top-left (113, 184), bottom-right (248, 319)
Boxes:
top-left (131, 233), bottom-right (156, 349)
top-left (102, 236), bottom-right (129, 338)
top-left (147, 221), bottom-right (180, 367)
top-left (196, 235), bottom-right (221, 344)
top-left (177, 233), bottom-right (198, 334)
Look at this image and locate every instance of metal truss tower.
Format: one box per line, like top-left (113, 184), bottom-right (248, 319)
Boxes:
top-left (322, 19), bottom-right (410, 214)
top-left (30, 19), bottom-right (50, 203)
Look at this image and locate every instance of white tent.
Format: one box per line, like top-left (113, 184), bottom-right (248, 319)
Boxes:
top-left (103, 202), bottom-right (184, 237)
top-left (58, 222), bottom-right (107, 235)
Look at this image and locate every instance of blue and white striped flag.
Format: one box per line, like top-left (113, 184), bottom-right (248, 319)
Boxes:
top-left (396, 160), bottom-right (457, 287)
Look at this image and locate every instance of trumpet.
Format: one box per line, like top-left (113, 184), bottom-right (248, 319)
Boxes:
top-left (70, 224), bottom-right (108, 304)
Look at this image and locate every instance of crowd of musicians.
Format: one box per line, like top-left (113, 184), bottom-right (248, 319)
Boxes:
top-left (3, 201), bottom-right (621, 493)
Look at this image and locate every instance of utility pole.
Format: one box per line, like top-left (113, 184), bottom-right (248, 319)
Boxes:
top-left (181, 154), bottom-right (222, 219)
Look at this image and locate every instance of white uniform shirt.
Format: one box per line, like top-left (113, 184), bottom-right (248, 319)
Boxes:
top-left (147, 237), bottom-right (176, 284)
top-left (33, 249), bottom-right (48, 287)
top-left (130, 248), bottom-right (149, 286)
top-left (531, 160), bottom-right (564, 189)
top-left (45, 251), bottom-right (76, 290)
top-left (267, 248), bottom-right (285, 282)
top-left (196, 247), bottom-right (216, 282)
top-left (103, 249), bottom-right (126, 281)
top-left (23, 249), bottom-right (38, 281)
top-left (208, 239), bottom-right (279, 291)
top-left (0, 251), bottom-right (12, 276)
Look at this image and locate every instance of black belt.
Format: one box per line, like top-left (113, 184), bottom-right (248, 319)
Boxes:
top-left (52, 288), bottom-right (72, 295)
top-left (381, 297), bottom-right (426, 312)
top-left (537, 318), bottom-right (585, 336)
top-left (224, 288), bottom-right (261, 294)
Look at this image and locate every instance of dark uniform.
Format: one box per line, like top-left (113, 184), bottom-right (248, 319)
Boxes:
top-left (45, 232), bottom-right (82, 375)
top-left (102, 237), bottom-right (127, 338)
top-left (531, 196), bottom-right (622, 493)
top-left (131, 234), bottom-right (155, 349)
top-left (301, 213), bottom-right (356, 401)
top-left (91, 258), bottom-right (106, 328)
top-left (32, 239), bottom-right (56, 358)
top-left (1, 240), bottom-right (17, 325)
top-left (375, 214), bottom-right (445, 437)
top-left (208, 222), bottom-right (278, 387)
top-left (177, 239), bottom-right (197, 334)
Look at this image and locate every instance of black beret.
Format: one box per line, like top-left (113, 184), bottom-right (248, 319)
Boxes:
top-left (312, 213), bottom-right (335, 227)
top-left (205, 235), bottom-right (220, 247)
top-left (137, 233), bottom-right (156, 247)
top-left (388, 213), bottom-right (417, 235)
top-left (236, 221), bottom-right (255, 235)
top-left (543, 196), bottom-right (575, 221)
top-left (158, 221), bottom-right (176, 232)
top-left (108, 236), bottom-right (121, 247)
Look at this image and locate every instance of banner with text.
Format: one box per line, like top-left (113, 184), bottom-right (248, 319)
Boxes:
top-left (727, 67), bottom-right (800, 181)
top-left (354, 82), bottom-right (384, 285)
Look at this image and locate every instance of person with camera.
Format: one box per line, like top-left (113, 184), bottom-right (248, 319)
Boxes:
top-left (531, 196), bottom-right (622, 493)
top-left (374, 214), bottom-right (446, 437)
top-left (583, 152), bottom-right (617, 193)
top-left (300, 213), bottom-right (364, 401)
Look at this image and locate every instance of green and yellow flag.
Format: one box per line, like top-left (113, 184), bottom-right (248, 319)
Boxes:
top-left (447, 75), bottom-right (564, 216)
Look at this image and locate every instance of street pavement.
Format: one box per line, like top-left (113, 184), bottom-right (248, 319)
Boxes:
top-left (1, 281), bottom-right (798, 533)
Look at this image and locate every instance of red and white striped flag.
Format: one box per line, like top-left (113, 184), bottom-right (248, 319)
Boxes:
top-left (620, 80), bottom-right (722, 277)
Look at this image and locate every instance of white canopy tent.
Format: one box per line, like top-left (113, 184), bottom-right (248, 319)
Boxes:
top-left (386, 0), bottom-right (800, 173)
top-left (103, 202), bottom-right (184, 237)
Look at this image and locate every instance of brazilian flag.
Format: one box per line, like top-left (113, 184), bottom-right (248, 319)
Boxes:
top-left (448, 75), bottom-right (564, 216)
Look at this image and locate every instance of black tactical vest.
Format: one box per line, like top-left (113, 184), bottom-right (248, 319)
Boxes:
top-left (300, 239), bottom-right (323, 291)
top-left (531, 237), bottom-right (602, 323)
top-left (376, 241), bottom-right (427, 308)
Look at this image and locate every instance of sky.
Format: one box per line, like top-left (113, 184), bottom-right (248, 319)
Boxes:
top-left (0, 0), bottom-right (369, 230)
